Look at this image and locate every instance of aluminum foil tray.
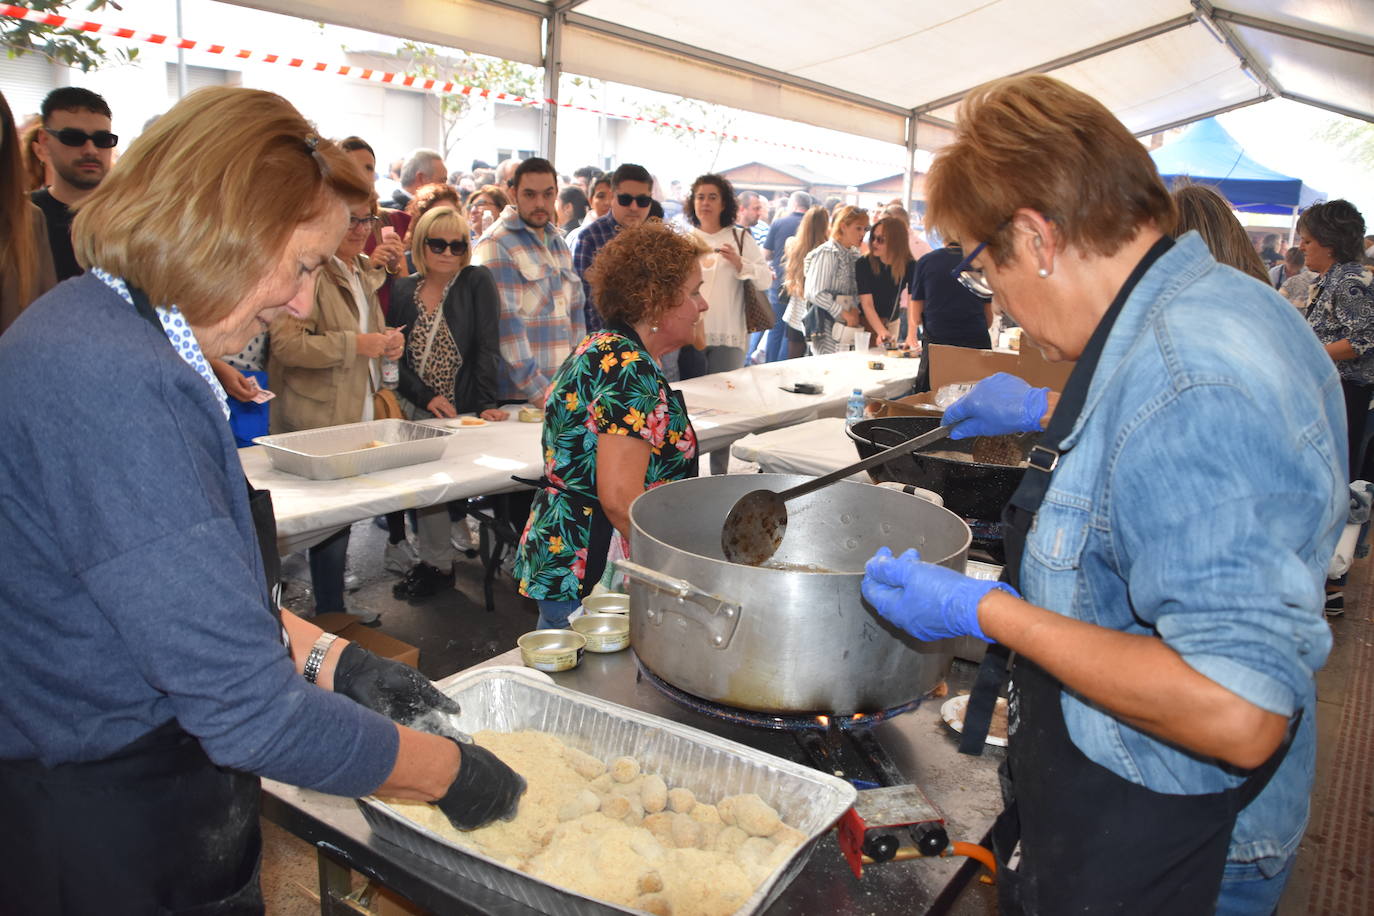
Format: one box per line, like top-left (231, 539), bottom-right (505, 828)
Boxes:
top-left (252, 419), bottom-right (452, 480)
top-left (359, 669), bottom-right (858, 916)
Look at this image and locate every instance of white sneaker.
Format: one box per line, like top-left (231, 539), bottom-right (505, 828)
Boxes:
top-left (451, 517), bottom-right (480, 553)
top-left (384, 539), bottom-right (418, 575)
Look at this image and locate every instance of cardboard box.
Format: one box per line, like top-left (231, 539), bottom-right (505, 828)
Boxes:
top-left (312, 613), bottom-right (420, 668)
top-left (869, 344), bottom-right (1075, 418)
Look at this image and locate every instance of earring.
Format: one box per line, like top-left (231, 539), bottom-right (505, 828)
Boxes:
top-left (650, 325), bottom-right (659, 333)
top-left (1037, 268), bottom-right (1049, 278)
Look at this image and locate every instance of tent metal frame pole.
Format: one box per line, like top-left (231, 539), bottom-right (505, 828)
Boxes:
top-left (1279, 92), bottom-right (1374, 126)
top-left (902, 115), bottom-right (918, 212)
top-left (1191, 1), bottom-right (1281, 100)
top-left (538, 5), bottom-right (571, 161)
top-left (1210, 7), bottom-right (1374, 58)
top-left (912, 14), bottom-right (1195, 115)
top-left (1132, 95), bottom-right (1269, 138)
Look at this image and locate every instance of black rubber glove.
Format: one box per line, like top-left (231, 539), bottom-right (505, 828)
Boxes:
top-left (435, 741), bottom-right (527, 830)
top-left (331, 643), bottom-right (465, 739)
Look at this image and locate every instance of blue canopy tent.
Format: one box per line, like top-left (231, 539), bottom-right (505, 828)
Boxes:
top-left (1150, 118), bottom-right (1324, 217)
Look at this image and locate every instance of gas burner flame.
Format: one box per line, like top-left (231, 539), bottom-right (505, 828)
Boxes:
top-left (816, 715), bottom-right (829, 727)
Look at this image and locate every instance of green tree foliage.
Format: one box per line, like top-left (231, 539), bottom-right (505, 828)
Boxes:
top-left (1318, 119), bottom-right (1374, 171)
top-left (394, 41), bottom-right (539, 160)
top-left (2, 0), bottom-right (139, 71)
top-left (635, 96), bottom-right (738, 172)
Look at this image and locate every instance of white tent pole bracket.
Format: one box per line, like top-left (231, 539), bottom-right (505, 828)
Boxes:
top-left (1191, 0), bottom-right (1281, 100)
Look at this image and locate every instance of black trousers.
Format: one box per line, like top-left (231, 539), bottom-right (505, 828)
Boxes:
top-left (1340, 379), bottom-right (1372, 483)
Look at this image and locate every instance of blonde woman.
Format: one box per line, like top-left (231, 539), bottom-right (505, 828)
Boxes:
top-left (387, 206), bottom-right (507, 597)
top-left (799, 204), bottom-right (868, 354)
top-left (780, 206), bottom-right (830, 359)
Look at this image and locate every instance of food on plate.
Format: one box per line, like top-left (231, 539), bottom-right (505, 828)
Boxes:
top-left (459, 416), bottom-right (487, 427)
top-left (383, 730), bottom-right (804, 916)
top-left (361, 439), bottom-right (387, 449)
top-left (958, 695), bottom-right (1009, 741)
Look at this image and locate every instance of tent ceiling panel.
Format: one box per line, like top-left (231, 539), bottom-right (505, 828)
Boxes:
top-left (1234, 24), bottom-right (1374, 122)
top-left (228, 0), bottom-right (546, 67)
top-left (919, 23), bottom-right (1265, 135)
top-left (559, 24), bottom-right (910, 145)
top-left (1220, 0), bottom-right (1374, 44)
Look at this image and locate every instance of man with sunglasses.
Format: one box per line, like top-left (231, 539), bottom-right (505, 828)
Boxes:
top-left (573, 163), bottom-right (655, 334)
top-left (31, 88), bottom-right (117, 282)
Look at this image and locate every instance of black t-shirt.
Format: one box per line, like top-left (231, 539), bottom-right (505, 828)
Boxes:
top-left (855, 257), bottom-right (916, 322)
top-left (30, 188), bottom-right (81, 282)
top-left (910, 246), bottom-right (991, 348)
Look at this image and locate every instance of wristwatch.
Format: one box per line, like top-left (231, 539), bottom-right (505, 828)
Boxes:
top-left (303, 632), bottom-right (340, 684)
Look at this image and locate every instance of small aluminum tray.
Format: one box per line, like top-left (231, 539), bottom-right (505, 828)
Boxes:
top-left (252, 419), bottom-right (453, 480)
top-left (359, 669), bottom-right (857, 916)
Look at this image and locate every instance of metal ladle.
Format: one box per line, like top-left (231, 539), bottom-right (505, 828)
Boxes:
top-left (720, 423), bottom-right (960, 566)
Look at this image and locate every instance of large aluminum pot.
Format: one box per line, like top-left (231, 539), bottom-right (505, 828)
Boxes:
top-left (623, 474), bottom-right (970, 715)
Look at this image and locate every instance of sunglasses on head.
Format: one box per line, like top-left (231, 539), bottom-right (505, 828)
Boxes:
top-left (44, 127), bottom-right (119, 149)
top-left (616, 193), bottom-right (653, 208)
top-left (425, 237), bottom-right (469, 256)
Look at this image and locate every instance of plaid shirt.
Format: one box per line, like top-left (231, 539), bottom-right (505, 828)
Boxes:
top-left (473, 206), bottom-right (586, 402)
top-left (572, 212), bottom-right (623, 333)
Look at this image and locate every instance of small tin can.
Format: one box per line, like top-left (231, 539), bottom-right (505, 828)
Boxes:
top-left (517, 630), bottom-right (586, 672)
top-left (867, 360), bottom-right (885, 370)
top-left (571, 614), bottom-right (631, 653)
top-left (580, 592), bottom-right (630, 615)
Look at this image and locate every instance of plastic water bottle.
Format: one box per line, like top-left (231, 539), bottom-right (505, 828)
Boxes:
top-left (846, 388), bottom-right (865, 425)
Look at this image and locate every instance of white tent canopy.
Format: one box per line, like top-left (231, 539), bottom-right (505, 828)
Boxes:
top-left (228, 0), bottom-right (1373, 162)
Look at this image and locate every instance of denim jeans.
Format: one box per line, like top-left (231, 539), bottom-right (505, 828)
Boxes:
top-left (536, 598), bottom-right (579, 630)
top-left (308, 525), bottom-right (351, 615)
top-left (1214, 855), bottom-right (1294, 916)
top-left (764, 289), bottom-right (790, 363)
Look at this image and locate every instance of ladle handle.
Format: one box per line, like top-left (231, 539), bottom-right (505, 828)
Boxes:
top-left (779, 423), bottom-right (959, 503)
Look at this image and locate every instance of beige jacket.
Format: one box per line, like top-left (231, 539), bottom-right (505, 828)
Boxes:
top-left (268, 254), bottom-right (387, 433)
top-left (1, 204), bottom-right (57, 335)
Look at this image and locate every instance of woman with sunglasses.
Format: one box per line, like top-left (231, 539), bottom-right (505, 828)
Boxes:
top-left (856, 216), bottom-right (915, 347)
top-left (0, 87), bottom-right (524, 915)
top-left (388, 206), bottom-right (508, 597)
top-left (269, 192), bottom-right (408, 621)
top-left (861, 75), bottom-right (1343, 915)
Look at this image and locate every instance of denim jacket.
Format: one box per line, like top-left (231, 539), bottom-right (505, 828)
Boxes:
top-left (1018, 233), bottom-right (1344, 874)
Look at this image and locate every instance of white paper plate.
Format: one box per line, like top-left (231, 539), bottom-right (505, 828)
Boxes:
top-left (940, 694), bottom-right (1009, 747)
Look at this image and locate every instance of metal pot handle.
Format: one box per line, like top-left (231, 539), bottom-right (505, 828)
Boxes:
top-left (615, 560), bottom-right (742, 649)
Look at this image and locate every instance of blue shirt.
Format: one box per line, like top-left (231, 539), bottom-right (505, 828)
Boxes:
top-left (0, 274), bottom-right (398, 797)
top-left (1019, 233), bottom-right (1344, 875)
top-left (572, 212), bottom-right (623, 333)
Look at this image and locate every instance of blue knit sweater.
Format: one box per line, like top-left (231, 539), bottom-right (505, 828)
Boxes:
top-left (0, 274), bottom-right (397, 797)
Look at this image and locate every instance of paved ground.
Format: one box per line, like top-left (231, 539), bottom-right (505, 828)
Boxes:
top-left (262, 519), bottom-right (1374, 914)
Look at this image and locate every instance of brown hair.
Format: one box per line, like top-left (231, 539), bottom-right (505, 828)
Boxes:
top-left (1298, 199), bottom-right (1367, 265)
top-left (829, 205), bottom-right (868, 243)
top-left (0, 91), bottom-right (39, 309)
top-left (19, 117), bottom-right (45, 193)
top-left (684, 173), bottom-right (738, 228)
top-left (785, 206), bottom-right (831, 299)
top-left (586, 222), bottom-right (708, 326)
top-left (404, 182), bottom-right (461, 238)
top-left (926, 74), bottom-right (1175, 265)
top-left (867, 215), bottom-right (913, 281)
top-left (469, 184), bottom-right (509, 214)
top-left (72, 88), bottom-right (370, 325)
top-left (411, 206), bottom-right (472, 275)
top-left (1170, 183), bottom-right (1269, 284)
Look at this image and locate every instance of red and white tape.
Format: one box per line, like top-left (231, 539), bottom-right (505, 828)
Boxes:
top-left (1, 4), bottom-right (902, 168)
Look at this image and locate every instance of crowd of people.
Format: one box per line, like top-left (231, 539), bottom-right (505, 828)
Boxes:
top-left (2, 74), bottom-right (1374, 913)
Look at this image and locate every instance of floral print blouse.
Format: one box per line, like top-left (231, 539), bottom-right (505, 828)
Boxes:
top-left (515, 328), bottom-right (697, 601)
top-left (1306, 261), bottom-right (1374, 385)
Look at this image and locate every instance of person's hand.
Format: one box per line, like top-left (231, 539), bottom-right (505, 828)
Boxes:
top-left (427, 395), bottom-right (457, 418)
top-left (382, 327), bottom-right (406, 361)
top-left (331, 643), bottom-right (468, 741)
top-left (942, 372), bottom-right (1049, 440)
top-left (211, 359), bottom-right (257, 402)
top-left (842, 309), bottom-right (863, 328)
top-left (862, 547), bottom-right (1017, 643)
top-left (717, 245), bottom-right (743, 271)
top-left (530, 390), bottom-right (548, 409)
top-left (481, 407), bottom-right (509, 422)
top-left (905, 336), bottom-right (921, 353)
top-left (371, 237), bottom-right (406, 275)
top-left (435, 741), bottom-right (527, 830)
top-left (356, 332), bottom-right (389, 359)
top-left (874, 327), bottom-right (891, 346)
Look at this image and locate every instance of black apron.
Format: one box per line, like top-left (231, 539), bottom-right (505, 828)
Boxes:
top-left (0, 285), bottom-right (276, 914)
top-left (960, 238), bottom-right (1297, 914)
top-left (514, 322), bottom-right (699, 599)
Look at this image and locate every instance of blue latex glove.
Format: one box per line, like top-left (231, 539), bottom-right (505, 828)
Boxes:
top-left (942, 372), bottom-right (1049, 440)
top-left (861, 547), bottom-right (1018, 642)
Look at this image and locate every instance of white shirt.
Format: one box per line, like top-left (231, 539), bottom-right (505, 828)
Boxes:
top-left (693, 225), bottom-right (771, 350)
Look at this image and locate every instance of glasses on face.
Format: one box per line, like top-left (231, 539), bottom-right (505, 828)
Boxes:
top-left (950, 241), bottom-right (994, 299)
top-left (348, 215), bottom-right (380, 230)
top-left (871, 234), bottom-right (886, 245)
top-left (617, 193), bottom-right (653, 208)
top-left (425, 237), bottom-right (469, 256)
top-left (44, 127), bottom-right (118, 149)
